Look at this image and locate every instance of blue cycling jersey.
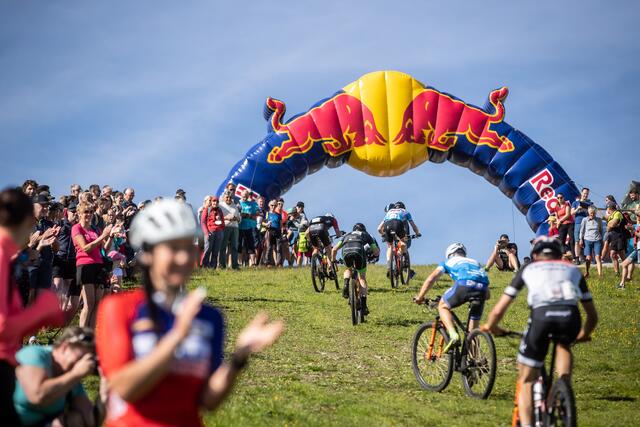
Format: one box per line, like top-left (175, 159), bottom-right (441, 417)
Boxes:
top-left (384, 208), bottom-right (413, 222)
top-left (437, 256), bottom-right (489, 288)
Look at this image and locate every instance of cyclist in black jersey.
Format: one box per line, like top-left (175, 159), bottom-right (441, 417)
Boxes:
top-left (308, 213), bottom-right (341, 259)
top-left (482, 236), bottom-right (598, 427)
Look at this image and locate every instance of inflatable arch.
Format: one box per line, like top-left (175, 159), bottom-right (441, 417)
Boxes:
top-left (217, 71), bottom-right (579, 235)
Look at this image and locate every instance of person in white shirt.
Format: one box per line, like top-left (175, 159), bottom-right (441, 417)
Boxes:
top-left (219, 191), bottom-right (241, 269)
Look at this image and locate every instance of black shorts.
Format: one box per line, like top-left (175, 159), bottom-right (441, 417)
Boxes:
top-left (442, 281), bottom-right (488, 320)
top-left (309, 227), bottom-right (331, 248)
top-left (52, 257), bottom-right (76, 280)
top-left (384, 220), bottom-right (406, 242)
top-left (28, 264), bottom-right (53, 290)
top-left (607, 230), bottom-right (627, 252)
top-left (76, 263), bottom-right (103, 286)
top-left (238, 228), bottom-right (256, 253)
top-left (518, 305), bottom-right (581, 368)
top-left (343, 244), bottom-right (366, 272)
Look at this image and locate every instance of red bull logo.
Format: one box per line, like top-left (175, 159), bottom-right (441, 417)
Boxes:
top-left (529, 168), bottom-right (560, 213)
top-left (392, 87), bottom-right (514, 153)
top-left (266, 93), bottom-right (385, 164)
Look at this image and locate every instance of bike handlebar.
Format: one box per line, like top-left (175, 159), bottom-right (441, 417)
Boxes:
top-left (413, 295), bottom-right (441, 309)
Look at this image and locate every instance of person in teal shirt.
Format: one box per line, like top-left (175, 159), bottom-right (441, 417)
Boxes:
top-left (14, 327), bottom-right (97, 426)
top-left (238, 190), bottom-right (260, 266)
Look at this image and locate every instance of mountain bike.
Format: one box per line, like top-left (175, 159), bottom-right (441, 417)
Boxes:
top-left (495, 330), bottom-right (578, 427)
top-left (338, 259), bottom-right (365, 325)
top-left (388, 232), bottom-right (419, 288)
top-left (310, 237), bottom-right (339, 293)
top-left (411, 296), bottom-right (497, 399)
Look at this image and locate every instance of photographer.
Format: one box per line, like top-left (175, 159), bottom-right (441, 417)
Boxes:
top-left (486, 234), bottom-right (520, 272)
top-left (13, 327), bottom-right (98, 427)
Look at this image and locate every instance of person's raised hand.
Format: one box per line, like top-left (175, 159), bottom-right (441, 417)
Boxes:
top-left (101, 225), bottom-right (113, 238)
top-left (235, 312), bottom-right (284, 355)
top-left (28, 231), bottom-right (42, 248)
top-left (41, 227), bottom-right (57, 239)
top-left (173, 288), bottom-right (207, 340)
top-left (37, 235), bottom-right (57, 249)
top-left (71, 353), bottom-right (97, 378)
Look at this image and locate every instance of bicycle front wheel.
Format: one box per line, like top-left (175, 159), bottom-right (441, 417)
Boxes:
top-left (411, 321), bottom-right (454, 392)
top-left (311, 254), bottom-right (325, 293)
top-left (462, 329), bottom-right (497, 399)
top-left (547, 376), bottom-right (576, 427)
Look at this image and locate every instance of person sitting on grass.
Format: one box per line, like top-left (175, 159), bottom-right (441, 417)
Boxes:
top-left (13, 327), bottom-right (100, 427)
top-left (485, 234), bottom-right (520, 272)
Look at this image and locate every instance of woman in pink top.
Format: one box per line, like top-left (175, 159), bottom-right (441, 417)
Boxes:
top-left (0, 189), bottom-right (63, 424)
top-left (72, 202), bottom-right (114, 328)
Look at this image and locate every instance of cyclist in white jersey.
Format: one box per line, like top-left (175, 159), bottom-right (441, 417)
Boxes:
top-left (482, 236), bottom-right (598, 427)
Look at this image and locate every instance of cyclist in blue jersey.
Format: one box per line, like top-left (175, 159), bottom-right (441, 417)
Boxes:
top-left (377, 201), bottom-right (421, 277)
top-left (413, 243), bottom-right (489, 352)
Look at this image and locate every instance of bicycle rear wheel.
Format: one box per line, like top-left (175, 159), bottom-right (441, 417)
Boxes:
top-left (311, 254), bottom-right (325, 293)
top-left (400, 252), bottom-right (410, 285)
top-left (348, 277), bottom-right (359, 325)
top-left (411, 321), bottom-right (454, 392)
top-left (547, 376), bottom-right (576, 427)
top-left (462, 329), bottom-right (497, 399)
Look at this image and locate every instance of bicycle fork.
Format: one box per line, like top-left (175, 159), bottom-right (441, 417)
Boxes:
top-left (426, 320), bottom-right (445, 360)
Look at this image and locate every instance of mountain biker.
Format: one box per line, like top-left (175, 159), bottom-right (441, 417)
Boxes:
top-left (96, 200), bottom-right (283, 427)
top-left (482, 236), bottom-right (598, 427)
top-left (308, 213), bottom-right (341, 261)
top-left (413, 243), bottom-right (489, 353)
top-left (377, 201), bottom-right (421, 277)
top-left (331, 223), bottom-right (379, 315)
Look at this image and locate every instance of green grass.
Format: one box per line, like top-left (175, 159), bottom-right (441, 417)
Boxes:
top-left (90, 265), bottom-right (639, 426)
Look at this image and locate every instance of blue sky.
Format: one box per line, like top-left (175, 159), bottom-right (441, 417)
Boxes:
top-left (1, 1), bottom-right (638, 263)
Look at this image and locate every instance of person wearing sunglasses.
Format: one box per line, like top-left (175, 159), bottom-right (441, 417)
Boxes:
top-left (72, 202), bottom-right (114, 328)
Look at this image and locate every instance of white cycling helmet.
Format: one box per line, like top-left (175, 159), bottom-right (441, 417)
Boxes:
top-left (129, 199), bottom-right (198, 250)
top-left (445, 243), bottom-right (467, 259)
top-left (325, 212), bottom-right (335, 218)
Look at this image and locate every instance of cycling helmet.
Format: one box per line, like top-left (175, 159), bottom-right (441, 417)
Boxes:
top-left (445, 243), bottom-right (467, 259)
top-left (384, 203), bottom-right (394, 212)
top-left (394, 201), bottom-right (406, 209)
top-left (530, 236), bottom-right (562, 259)
top-left (324, 212), bottom-right (335, 218)
top-left (129, 199), bottom-right (198, 250)
top-left (353, 223), bottom-right (366, 232)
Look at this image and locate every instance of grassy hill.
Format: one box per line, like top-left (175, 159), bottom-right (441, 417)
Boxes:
top-left (91, 264), bottom-right (639, 426)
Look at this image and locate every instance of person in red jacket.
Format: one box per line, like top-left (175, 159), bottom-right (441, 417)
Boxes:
top-left (0, 188), bottom-right (64, 425)
top-left (201, 196), bottom-right (225, 268)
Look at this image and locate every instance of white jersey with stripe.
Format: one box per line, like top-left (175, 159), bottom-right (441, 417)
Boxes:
top-left (504, 260), bottom-right (592, 309)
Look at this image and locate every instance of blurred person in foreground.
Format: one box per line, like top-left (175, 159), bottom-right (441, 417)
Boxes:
top-left (0, 188), bottom-right (64, 425)
top-left (485, 234), bottom-right (520, 272)
top-left (13, 327), bottom-right (99, 427)
top-left (96, 200), bottom-right (283, 426)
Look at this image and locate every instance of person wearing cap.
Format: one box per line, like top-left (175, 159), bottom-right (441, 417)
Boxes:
top-left (95, 200), bottom-right (283, 427)
top-left (27, 195), bottom-right (60, 305)
top-left (485, 234), bottom-right (520, 272)
top-left (13, 327), bottom-right (98, 427)
top-left (53, 201), bottom-right (81, 318)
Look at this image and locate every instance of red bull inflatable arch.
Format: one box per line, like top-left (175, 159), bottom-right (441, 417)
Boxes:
top-left (218, 70), bottom-right (579, 235)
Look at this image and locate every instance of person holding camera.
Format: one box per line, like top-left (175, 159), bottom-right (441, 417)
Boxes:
top-left (485, 234), bottom-right (520, 272)
top-left (13, 327), bottom-right (99, 427)
top-left (72, 202), bottom-right (115, 329)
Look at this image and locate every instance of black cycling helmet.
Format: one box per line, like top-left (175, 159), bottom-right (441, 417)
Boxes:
top-left (530, 236), bottom-right (563, 259)
top-left (395, 201), bottom-right (405, 209)
top-left (353, 223), bottom-right (366, 232)
top-left (384, 203), bottom-right (394, 212)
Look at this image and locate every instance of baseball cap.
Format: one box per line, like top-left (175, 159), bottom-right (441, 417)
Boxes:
top-left (67, 201), bottom-right (78, 212)
top-left (34, 194), bottom-right (50, 205)
top-left (176, 188), bottom-right (186, 195)
top-left (296, 201), bottom-right (305, 208)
